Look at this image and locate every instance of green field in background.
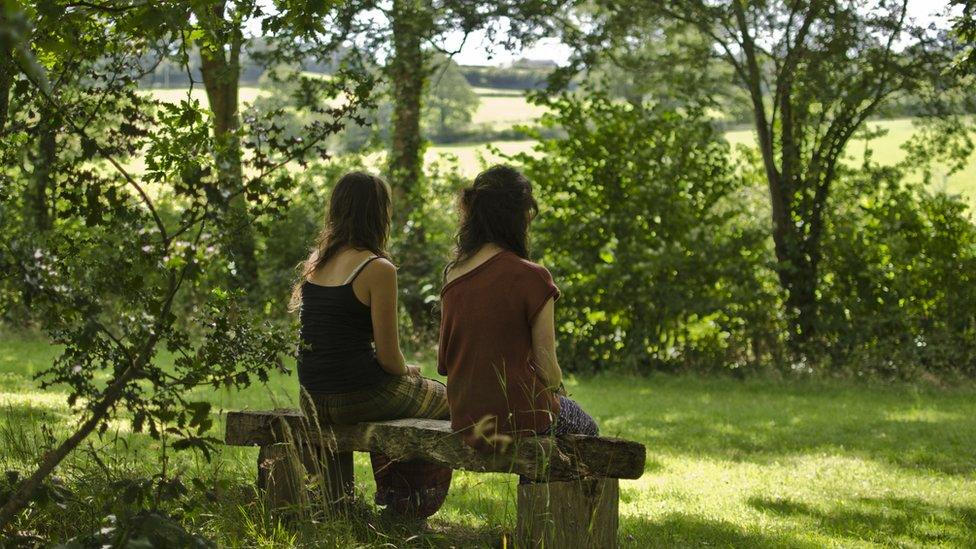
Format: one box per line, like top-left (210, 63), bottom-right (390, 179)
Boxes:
top-left (142, 86), bottom-right (976, 205)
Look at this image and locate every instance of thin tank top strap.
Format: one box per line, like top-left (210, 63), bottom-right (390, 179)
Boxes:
top-left (343, 255), bottom-right (380, 285)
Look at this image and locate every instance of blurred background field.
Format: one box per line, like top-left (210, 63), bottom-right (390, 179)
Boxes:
top-left (144, 85), bottom-right (976, 204)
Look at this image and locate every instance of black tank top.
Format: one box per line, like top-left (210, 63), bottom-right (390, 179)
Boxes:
top-left (297, 257), bottom-right (388, 394)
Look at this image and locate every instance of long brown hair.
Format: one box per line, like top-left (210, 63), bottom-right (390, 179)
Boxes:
top-left (447, 165), bottom-right (538, 275)
top-left (289, 171), bottom-right (392, 311)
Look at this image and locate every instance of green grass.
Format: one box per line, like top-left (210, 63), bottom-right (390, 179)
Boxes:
top-left (141, 86), bottom-right (266, 106)
top-left (2, 331), bottom-right (975, 547)
top-left (726, 118), bottom-right (976, 205)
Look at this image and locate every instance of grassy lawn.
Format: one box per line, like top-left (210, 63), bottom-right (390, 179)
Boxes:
top-left (2, 331), bottom-right (974, 547)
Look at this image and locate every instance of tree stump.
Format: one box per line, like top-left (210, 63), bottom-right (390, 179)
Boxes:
top-left (257, 443), bottom-right (354, 512)
top-left (517, 477), bottom-right (619, 548)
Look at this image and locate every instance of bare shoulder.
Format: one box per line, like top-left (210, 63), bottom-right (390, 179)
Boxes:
top-left (362, 257), bottom-right (397, 283)
top-left (371, 257), bottom-right (396, 272)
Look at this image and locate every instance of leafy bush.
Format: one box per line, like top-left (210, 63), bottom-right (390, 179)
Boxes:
top-left (818, 164), bottom-right (976, 378)
top-left (513, 94), bottom-right (781, 373)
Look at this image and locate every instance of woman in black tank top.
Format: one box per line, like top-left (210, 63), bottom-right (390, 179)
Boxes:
top-left (290, 172), bottom-right (451, 520)
top-left (297, 255), bottom-right (387, 393)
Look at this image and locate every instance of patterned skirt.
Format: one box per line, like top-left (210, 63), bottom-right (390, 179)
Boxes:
top-left (303, 374), bottom-right (452, 519)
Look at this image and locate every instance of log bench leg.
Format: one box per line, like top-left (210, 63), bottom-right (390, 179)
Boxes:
top-left (517, 477), bottom-right (619, 548)
top-left (257, 443), bottom-right (354, 512)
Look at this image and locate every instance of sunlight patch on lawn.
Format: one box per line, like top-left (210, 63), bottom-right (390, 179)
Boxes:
top-left (884, 408), bottom-right (965, 423)
top-left (0, 391), bottom-right (71, 410)
top-left (619, 452), bottom-right (976, 546)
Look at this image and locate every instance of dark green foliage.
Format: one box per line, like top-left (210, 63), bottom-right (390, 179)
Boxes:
top-left (55, 511), bottom-right (213, 549)
top-left (818, 166), bottom-right (976, 378)
top-left (568, 0), bottom-right (973, 352)
top-left (0, 0), bottom-right (374, 527)
top-left (509, 90), bottom-right (976, 377)
top-left (392, 159), bottom-right (468, 340)
top-left (950, 0), bottom-right (976, 72)
top-left (514, 94), bottom-right (780, 373)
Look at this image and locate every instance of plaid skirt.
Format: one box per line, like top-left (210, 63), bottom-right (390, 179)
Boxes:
top-left (303, 374), bottom-right (452, 519)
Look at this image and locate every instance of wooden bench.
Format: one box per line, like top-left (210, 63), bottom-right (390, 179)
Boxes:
top-left (225, 409), bottom-right (646, 547)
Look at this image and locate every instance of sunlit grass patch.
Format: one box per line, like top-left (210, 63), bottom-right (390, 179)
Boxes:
top-left (1, 333), bottom-right (974, 546)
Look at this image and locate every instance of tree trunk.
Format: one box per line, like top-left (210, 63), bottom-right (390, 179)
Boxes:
top-left (0, 50), bottom-right (11, 133)
top-left (732, 3), bottom-right (821, 351)
top-left (774, 237), bottom-right (818, 347)
top-left (24, 114), bottom-right (56, 233)
top-left (388, 0), bottom-right (429, 228)
top-left (197, 2), bottom-right (258, 291)
top-left (388, 0), bottom-right (435, 329)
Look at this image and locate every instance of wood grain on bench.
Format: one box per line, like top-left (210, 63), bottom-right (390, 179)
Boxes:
top-left (226, 408), bottom-right (646, 547)
top-left (225, 409), bottom-right (646, 482)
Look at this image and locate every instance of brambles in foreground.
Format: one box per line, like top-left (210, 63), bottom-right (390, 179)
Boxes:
top-left (0, 1), bottom-right (373, 529)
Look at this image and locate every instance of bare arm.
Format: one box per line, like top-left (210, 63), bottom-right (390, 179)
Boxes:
top-left (366, 260), bottom-right (410, 376)
top-left (531, 297), bottom-right (563, 391)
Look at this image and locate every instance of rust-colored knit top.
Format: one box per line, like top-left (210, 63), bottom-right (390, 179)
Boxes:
top-left (438, 251), bottom-right (561, 449)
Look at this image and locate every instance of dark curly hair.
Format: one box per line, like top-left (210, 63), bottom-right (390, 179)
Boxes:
top-left (447, 165), bottom-right (538, 275)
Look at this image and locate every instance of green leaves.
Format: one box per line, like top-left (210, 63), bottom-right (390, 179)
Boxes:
top-left (0, 1), bottom-right (50, 94)
top-left (819, 163), bottom-right (976, 378)
top-left (0, 3), bottom-right (364, 529)
top-left (515, 92), bottom-right (778, 372)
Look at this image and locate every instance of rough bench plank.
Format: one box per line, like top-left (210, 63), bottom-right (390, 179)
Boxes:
top-left (225, 409), bottom-right (646, 482)
top-left (225, 409), bottom-right (646, 548)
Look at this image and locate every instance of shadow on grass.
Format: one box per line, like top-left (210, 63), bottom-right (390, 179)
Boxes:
top-left (582, 376), bottom-right (976, 475)
top-left (748, 495), bottom-right (976, 547)
top-left (620, 512), bottom-right (820, 548)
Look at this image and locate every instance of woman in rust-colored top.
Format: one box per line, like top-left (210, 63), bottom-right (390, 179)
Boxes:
top-left (438, 165), bottom-right (598, 451)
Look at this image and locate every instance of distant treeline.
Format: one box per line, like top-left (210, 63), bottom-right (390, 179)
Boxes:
top-left (140, 46), bottom-right (553, 92)
top-left (457, 64), bottom-right (554, 90)
top-left (139, 39), bottom-right (338, 88)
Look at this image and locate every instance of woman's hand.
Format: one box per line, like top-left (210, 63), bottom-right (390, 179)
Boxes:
top-left (405, 364), bottom-right (422, 377)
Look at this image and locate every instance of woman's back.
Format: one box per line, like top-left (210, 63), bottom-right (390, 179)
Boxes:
top-left (438, 250), bottom-right (560, 445)
top-left (292, 171), bottom-right (453, 520)
top-left (298, 251), bottom-right (386, 394)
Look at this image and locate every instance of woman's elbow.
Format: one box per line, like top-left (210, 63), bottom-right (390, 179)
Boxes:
top-left (539, 359), bottom-right (561, 388)
top-left (376, 350), bottom-right (404, 374)
top-left (549, 368), bottom-right (563, 389)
